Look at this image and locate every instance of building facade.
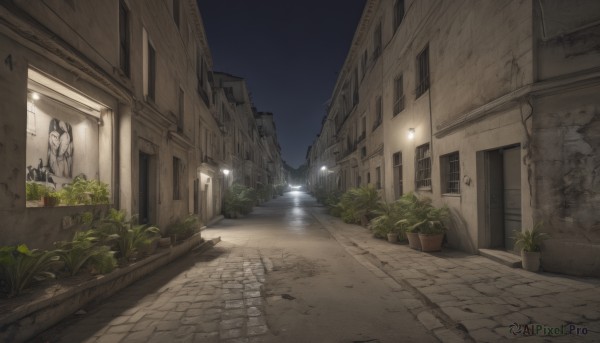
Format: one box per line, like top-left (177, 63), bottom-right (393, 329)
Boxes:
top-left (0, 0), bottom-right (283, 249)
top-left (307, 0), bottom-right (600, 277)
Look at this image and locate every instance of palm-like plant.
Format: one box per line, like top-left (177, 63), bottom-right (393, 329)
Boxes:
top-left (0, 245), bottom-right (60, 297)
top-left (166, 215), bottom-right (200, 242)
top-left (91, 209), bottom-right (161, 262)
top-left (223, 183), bottom-right (256, 218)
top-left (513, 223), bottom-right (549, 252)
top-left (337, 186), bottom-right (381, 225)
top-left (55, 230), bottom-right (117, 276)
top-left (58, 176), bottom-right (110, 205)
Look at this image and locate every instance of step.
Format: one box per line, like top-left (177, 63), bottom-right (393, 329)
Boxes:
top-left (478, 248), bottom-right (522, 268)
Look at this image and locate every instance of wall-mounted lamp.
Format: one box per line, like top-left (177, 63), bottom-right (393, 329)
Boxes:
top-left (31, 92), bottom-right (40, 101)
top-left (320, 166), bottom-right (327, 171)
top-left (408, 128), bottom-right (415, 140)
top-left (222, 169), bottom-right (230, 176)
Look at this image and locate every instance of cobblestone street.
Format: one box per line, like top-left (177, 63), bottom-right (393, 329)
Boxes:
top-left (36, 192), bottom-right (600, 342)
top-left (37, 243), bottom-right (271, 342)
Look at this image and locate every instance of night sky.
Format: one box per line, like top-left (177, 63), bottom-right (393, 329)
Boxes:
top-left (196, 0), bottom-right (366, 168)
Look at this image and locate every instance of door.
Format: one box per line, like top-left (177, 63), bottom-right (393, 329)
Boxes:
top-left (502, 147), bottom-right (521, 251)
top-left (484, 145), bottom-right (521, 251)
top-left (139, 152), bottom-right (150, 224)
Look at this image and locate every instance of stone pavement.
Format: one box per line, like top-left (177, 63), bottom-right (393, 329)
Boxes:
top-left (311, 209), bottom-right (600, 343)
top-left (38, 242), bottom-right (271, 343)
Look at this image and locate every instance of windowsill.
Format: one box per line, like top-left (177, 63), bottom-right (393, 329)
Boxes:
top-left (442, 193), bottom-right (461, 198)
top-left (416, 187), bottom-right (432, 192)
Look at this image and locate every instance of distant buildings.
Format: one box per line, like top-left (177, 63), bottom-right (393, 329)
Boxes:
top-left (307, 0), bottom-right (600, 277)
top-left (0, 0), bottom-right (283, 249)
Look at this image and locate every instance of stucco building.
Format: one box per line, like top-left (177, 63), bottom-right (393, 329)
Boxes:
top-left (0, 0), bottom-right (283, 249)
top-left (307, 0), bottom-right (600, 277)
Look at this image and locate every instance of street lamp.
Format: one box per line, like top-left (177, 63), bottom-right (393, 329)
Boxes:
top-left (222, 169), bottom-right (230, 176)
top-left (408, 128), bottom-right (415, 140)
top-left (320, 166), bottom-right (327, 171)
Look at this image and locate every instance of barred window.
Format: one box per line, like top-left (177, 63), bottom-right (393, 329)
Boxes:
top-left (394, 0), bottom-right (405, 31)
top-left (393, 75), bottom-right (404, 115)
top-left (373, 23), bottom-right (382, 59)
top-left (173, 156), bottom-right (181, 200)
top-left (119, 0), bottom-right (130, 77)
top-left (415, 143), bottom-right (431, 189)
top-left (393, 152), bottom-right (403, 198)
top-left (416, 45), bottom-right (429, 98)
top-left (372, 96), bottom-right (382, 130)
top-left (376, 167), bottom-right (381, 189)
top-left (442, 152), bottom-right (460, 194)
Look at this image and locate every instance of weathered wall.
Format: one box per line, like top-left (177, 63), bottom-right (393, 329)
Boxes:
top-left (532, 85), bottom-right (600, 277)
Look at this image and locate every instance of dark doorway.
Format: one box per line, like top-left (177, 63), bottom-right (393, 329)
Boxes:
top-left (139, 152), bottom-right (150, 224)
top-left (484, 145), bottom-right (521, 252)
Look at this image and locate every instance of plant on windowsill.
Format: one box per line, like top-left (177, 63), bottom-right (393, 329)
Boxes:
top-left (41, 190), bottom-right (60, 207)
top-left (513, 223), bottom-right (549, 272)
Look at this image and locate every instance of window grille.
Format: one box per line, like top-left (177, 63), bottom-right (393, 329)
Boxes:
top-left (393, 75), bottom-right (404, 115)
top-left (416, 143), bottom-right (431, 188)
top-left (445, 152), bottom-right (460, 194)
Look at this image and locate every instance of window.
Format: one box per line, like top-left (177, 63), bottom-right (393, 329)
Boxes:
top-left (367, 172), bottom-right (371, 184)
top-left (416, 45), bottom-right (430, 98)
top-left (393, 152), bottom-right (403, 198)
top-left (442, 152), bottom-right (460, 194)
top-left (376, 167), bottom-right (381, 189)
top-left (394, 0), bottom-right (405, 31)
top-left (372, 96), bottom-right (382, 130)
top-left (373, 22), bottom-right (382, 59)
top-left (148, 42), bottom-right (156, 101)
top-left (173, 0), bottom-right (180, 29)
top-left (415, 143), bottom-right (431, 189)
top-left (119, 0), bottom-right (130, 76)
top-left (360, 116), bottom-right (366, 139)
top-left (26, 69), bottom-right (109, 208)
top-left (177, 87), bottom-right (184, 131)
top-left (173, 156), bottom-right (181, 200)
top-left (361, 146), bottom-right (367, 158)
top-left (196, 50), bottom-right (209, 105)
top-left (361, 50), bottom-right (368, 79)
top-left (393, 75), bottom-right (404, 115)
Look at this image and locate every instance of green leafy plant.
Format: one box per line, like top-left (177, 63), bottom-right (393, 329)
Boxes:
top-left (54, 230), bottom-right (117, 276)
top-left (389, 193), bottom-right (448, 234)
top-left (370, 201), bottom-right (409, 238)
top-left (335, 186), bottom-right (380, 225)
top-left (0, 245), bottom-right (60, 297)
top-left (166, 215), bottom-right (200, 242)
top-left (513, 223), bottom-right (549, 252)
top-left (89, 209), bottom-right (160, 262)
top-left (223, 183), bottom-right (256, 218)
top-left (26, 182), bottom-right (52, 201)
top-left (58, 176), bottom-right (110, 205)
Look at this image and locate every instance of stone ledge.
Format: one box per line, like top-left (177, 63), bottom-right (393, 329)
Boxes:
top-left (478, 249), bottom-right (522, 268)
top-left (0, 234), bottom-right (217, 342)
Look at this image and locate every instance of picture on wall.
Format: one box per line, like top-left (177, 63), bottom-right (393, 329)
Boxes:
top-left (48, 118), bottom-right (73, 178)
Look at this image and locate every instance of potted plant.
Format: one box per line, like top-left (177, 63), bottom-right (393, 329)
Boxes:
top-left (513, 223), bottom-right (549, 272)
top-left (404, 220), bottom-right (425, 250)
top-left (418, 221), bottom-right (446, 252)
top-left (41, 190), bottom-right (60, 207)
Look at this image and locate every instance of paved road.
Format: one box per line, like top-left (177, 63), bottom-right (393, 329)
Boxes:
top-left (35, 191), bottom-right (436, 342)
top-left (34, 191), bottom-right (600, 342)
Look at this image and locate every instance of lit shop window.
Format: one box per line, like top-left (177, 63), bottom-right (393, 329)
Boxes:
top-left (25, 68), bottom-right (111, 207)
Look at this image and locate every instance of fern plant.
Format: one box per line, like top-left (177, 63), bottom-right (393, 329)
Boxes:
top-left (0, 245), bottom-right (60, 297)
top-left (58, 176), bottom-right (110, 205)
top-left (88, 209), bottom-right (160, 262)
top-left (54, 230), bottom-right (117, 276)
top-left (166, 215), bottom-right (200, 242)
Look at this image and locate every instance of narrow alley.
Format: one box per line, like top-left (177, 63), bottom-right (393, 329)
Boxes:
top-left (34, 191), bottom-right (600, 342)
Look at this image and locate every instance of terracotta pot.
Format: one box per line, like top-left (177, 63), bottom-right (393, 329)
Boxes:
top-left (41, 196), bottom-right (59, 207)
top-left (387, 233), bottom-right (398, 243)
top-left (521, 250), bottom-right (541, 272)
top-left (406, 232), bottom-right (422, 250)
top-left (419, 233), bottom-right (444, 252)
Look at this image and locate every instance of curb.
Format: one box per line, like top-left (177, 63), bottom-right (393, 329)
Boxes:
top-left (0, 233), bottom-right (215, 343)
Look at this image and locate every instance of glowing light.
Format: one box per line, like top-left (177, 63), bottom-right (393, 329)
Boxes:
top-left (31, 92), bottom-right (40, 100)
top-left (290, 185), bottom-right (301, 190)
top-left (408, 128), bottom-right (415, 140)
top-left (320, 166), bottom-right (327, 171)
top-left (222, 169), bottom-right (230, 176)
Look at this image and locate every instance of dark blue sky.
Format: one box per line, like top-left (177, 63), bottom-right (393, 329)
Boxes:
top-left (197, 0), bottom-right (366, 168)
